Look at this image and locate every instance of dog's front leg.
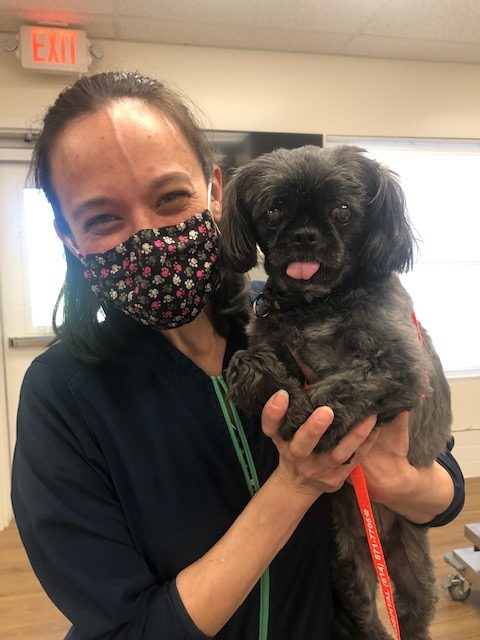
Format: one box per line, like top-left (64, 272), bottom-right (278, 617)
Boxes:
top-left (225, 348), bottom-right (306, 417)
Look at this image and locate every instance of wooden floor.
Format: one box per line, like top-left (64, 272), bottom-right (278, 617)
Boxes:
top-left (0, 478), bottom-right (479, 639)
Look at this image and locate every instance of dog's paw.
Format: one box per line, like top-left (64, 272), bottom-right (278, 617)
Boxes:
top-left (225, 350), bottom-right (283, 415)
top-left (279, 393), bottom-right (316, 442)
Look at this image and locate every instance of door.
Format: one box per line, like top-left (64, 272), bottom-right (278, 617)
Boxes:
top-left (0, 146), bottom-right (64, 529)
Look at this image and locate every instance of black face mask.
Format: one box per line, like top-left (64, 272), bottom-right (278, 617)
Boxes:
top-left (78, 209), bottom-right (221, 330)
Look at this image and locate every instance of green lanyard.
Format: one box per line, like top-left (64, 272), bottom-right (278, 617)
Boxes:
top-left (211, 375), bottom-right (270, 640)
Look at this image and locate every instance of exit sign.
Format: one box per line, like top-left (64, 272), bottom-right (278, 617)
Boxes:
top-left (19, 25), bottom-right (91, 73)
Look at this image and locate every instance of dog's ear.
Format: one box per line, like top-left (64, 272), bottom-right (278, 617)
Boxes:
top-left (360, 157), bottom-right (416, 275)
top-left (218, 167), bottom-right (258, 273)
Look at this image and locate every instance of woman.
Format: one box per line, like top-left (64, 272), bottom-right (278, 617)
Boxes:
top-left (12, 71), bottom-right (464, 640)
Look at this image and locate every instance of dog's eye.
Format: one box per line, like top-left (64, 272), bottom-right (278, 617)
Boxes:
top-left (332, 205), bottom-right (352, 224)
top-left (266, 207), bottom-right (283, 217)
top-left (264, 199), bottom-right (286, 226)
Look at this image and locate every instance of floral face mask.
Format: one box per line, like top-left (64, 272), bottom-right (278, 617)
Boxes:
top-left (78, 209), bottom-right (221, 330)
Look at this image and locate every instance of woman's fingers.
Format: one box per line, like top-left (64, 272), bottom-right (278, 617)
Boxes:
top-left (262, 391), bottom-right (378, 463)
top-left (329, 415), bottom-right (378, 466)
top-left (261, 389), bottom-right (290, 440)
top-left (262, 393), bottom-right (381, 496)
top-left (289, 407), bottom-right (334, 458)
top-left (262, 391), bottom-right (334, 456)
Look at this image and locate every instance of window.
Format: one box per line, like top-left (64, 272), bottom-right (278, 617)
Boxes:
top-left (23, 188), bottom-right (65, 332)
top-left (326, 137), bottom-right (480, 377)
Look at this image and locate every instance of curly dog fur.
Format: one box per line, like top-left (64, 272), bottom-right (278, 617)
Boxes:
top-left (219, 145), bottom-right (452, 640)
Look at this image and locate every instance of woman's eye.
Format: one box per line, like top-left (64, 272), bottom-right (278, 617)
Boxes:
top-left (332, 205), bottom-right (352, 224)
top-left (157, 191), bottom-right (191, 207)
top-left (84, 214), bottom-right (119, 232)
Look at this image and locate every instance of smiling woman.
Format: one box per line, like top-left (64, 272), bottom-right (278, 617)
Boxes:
top-left (10, 71), bottom-right (464, 640)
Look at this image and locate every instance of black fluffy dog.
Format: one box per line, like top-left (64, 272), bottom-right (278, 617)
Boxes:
top-left (219, 145), bottom-right (452, 640)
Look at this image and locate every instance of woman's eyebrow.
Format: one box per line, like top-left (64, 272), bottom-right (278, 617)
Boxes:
top-left (72, 197), bottom-right (115, 221)
top-left (149, 171), bottom-right (195, 192)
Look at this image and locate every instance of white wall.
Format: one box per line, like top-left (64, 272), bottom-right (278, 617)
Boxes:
top-left (2, 37), bottom-right (480, 136)
top-left (0, 37), bottom-right (479, 476)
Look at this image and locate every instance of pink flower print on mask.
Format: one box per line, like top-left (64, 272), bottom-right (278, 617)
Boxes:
top-left (100, 268), bottom-right (110, 278)
top-left (173, 263), bottom-right (182, 273)
top-left (154, 240), bottom-right (165, 250)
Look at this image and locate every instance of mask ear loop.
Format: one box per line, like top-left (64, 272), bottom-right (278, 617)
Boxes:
top-left (54, 220), bottom-right (84, 261)
top-left (207, 180), bottom-right (212, 212)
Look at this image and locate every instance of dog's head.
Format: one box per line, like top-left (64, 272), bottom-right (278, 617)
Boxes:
top-left (219, 145), bottom-right (415, 296)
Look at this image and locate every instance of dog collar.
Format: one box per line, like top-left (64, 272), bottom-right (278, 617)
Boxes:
top-left (252, 281), bottom-right (317, 318)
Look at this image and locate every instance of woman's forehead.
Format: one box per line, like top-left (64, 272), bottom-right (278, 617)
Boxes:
top-left (50, 100), bottom-right (203, 182)
top-left (57, 100), bottom-right (187, 153)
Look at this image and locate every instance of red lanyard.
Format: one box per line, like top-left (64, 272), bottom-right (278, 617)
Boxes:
top-left (349, 464), bottom-right (402, 640)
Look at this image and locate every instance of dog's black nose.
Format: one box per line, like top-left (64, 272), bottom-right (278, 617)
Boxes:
top-left (293, 229), bottom-right (319, 246)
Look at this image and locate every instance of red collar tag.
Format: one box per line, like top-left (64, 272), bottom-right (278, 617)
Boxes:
top-left (349, 464), bottom-right (402, 640)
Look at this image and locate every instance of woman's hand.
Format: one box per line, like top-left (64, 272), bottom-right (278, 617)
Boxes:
top-left (353, 411), bottom-right (455, 523)
top-left (261, 389), bottom-right (379, 497)
top-left (353, 411), bottom-right (415, 503)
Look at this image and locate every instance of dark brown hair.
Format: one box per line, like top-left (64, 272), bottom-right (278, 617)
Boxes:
top-left (32, 71), bottom-right (247, 362)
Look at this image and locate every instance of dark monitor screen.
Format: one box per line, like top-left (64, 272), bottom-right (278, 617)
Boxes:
top-left (204, 130), bottom-right (324, 180)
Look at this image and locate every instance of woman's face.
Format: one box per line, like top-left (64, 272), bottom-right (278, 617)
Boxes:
top-left (50, 99), bottom-right (222, 254)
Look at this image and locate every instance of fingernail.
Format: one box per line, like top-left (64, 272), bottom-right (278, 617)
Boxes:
top-left (313, 405), bottom-right (334, 424)
top-left (270, 389), bottom-right (289, 408)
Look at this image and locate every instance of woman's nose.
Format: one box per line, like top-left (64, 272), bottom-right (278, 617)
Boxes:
top-left (128, 206), bottom-right (160, 232)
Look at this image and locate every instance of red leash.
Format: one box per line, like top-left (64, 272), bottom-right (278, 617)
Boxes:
top-left (350, 464), bottom-right (402, 640)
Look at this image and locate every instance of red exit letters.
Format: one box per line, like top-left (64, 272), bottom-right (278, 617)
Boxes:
top-left (31, 27), bottom-right (78, 66)
top-left (19, 25), bottom-right (89, 73)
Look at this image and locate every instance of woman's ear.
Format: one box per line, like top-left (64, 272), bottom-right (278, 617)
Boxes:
top-left (54, 219), bottom-right (81, 258)
top-left (210, 165), bottom-right (223, 223)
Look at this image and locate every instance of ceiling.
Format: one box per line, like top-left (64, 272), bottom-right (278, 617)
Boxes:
top-left (1, 0), bottom-right (480, 65)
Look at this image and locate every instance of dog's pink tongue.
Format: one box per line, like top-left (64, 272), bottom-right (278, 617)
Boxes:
top-left (286, 261), bottom-right (320, 280)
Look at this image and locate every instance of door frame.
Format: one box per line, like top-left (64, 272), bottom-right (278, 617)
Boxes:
top-left (0, 139), bottom-right (34, 529)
